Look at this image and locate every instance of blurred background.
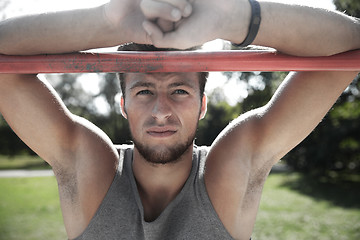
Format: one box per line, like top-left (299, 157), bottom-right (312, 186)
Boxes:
top-left (0, 0), bottom-right (359, 239)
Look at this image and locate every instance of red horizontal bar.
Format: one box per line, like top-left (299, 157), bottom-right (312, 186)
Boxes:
top-left (0, 50), bottom-right (359, 73)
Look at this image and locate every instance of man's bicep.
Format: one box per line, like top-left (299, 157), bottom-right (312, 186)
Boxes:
top-left (0, 74), bottom-right (80, 165)
top-left (202, 109), bottom-right (270, 239)
top-left (258, 71), bottom-right (358, 162)
top-left (202, 71), bottom-right (357, 238)
top-left (206, 71), bottom-right (358, 177)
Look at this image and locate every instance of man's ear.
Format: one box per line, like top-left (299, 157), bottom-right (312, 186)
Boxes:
top-left (120, 95), bottom-right (128, 119)
top-left (199, 94), bottom-right (207, 120)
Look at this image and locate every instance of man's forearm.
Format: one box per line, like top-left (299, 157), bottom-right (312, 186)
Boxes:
top-left (0, 6), bottom-right (124, 55)
top-left (139, 0), bottom-right (360, 55)
top-left (249, 2), bottom-right (360, 56)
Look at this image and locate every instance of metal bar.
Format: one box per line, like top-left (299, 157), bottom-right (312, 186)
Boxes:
top-left (0, 50), bottom-right (359, 73)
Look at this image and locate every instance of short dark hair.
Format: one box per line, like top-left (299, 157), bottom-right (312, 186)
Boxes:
top-left (116, 43), bottom-right (208, 99)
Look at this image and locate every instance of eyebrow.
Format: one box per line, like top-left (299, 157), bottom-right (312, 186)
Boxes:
top-left (168, 80), bottom-right (197, 90)
top-left (129, 80), bottom-right (196, 91)
top-left (129, 81), bottom-right (155, 90)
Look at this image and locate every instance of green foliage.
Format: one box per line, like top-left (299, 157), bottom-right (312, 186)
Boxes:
top-left (196, 99), bottom-right (241, 145)
top-left (50, 74), bottom-right (98, 116)
top-left (196, 71), bottom-right (283, 145)
top-left (284, 0), bottom-right (360, 176)
top-left (0, 117), bottom-right (33, 156)
top-left (334, 0), bottom-right (360, 17)
top-left (285, 78), bottom-right (360, 175)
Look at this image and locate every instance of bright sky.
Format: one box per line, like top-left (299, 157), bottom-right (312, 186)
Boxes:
top-left (2, 0), bottom-right (337, 110)
top-left (3, 0), bottom-right (335, 18)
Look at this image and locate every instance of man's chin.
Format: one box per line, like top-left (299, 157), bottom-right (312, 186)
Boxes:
top-left (134, 141), bottom-right (193, 165)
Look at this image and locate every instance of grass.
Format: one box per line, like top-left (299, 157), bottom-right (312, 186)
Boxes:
top-left (0, 155), bottom-right (50, 170)
top-left (0, 170), bottom-right (359, 239)
top-left (0, 177), bottom-right (67, 240)
top-left (252, 173), bottom-right (360, 240)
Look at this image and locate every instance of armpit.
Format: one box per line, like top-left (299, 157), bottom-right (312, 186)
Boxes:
top-left (53, 165), bottom-right (79, 204)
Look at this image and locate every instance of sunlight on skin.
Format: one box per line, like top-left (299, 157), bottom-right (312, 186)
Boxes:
top-left (270, 0), bottom-right (335, 10)
top-left (3, 0), bottom-right (107, 18)
top-left (2, 0), bottom-right (336, 112)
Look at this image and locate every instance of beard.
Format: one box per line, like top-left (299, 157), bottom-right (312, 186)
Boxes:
top-left (132, 132), bottom-right (196, 165)
top-left (128, 108), bottom-right (201, 165)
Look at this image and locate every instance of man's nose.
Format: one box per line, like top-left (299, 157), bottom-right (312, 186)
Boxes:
top-left (151, 95), bottom-right (172, 121)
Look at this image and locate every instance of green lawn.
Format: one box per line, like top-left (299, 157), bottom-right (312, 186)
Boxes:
top-left (0, 172), bottom-right (359, 240)
top-left (253, 173), bottom-right (360, 240)
top-left (0, 177), bottom-right (67, 240)
top-left (0, 155), bottom-right (50, 170)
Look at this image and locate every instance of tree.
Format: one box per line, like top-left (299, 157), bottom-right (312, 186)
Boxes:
top-left (196, 90), bottom-right (242, 146)
top-left (334, 0), bottom-right (360, 17)
top-left (49, 73), bottom-right (132, 145)
top-left (284, 0), bottom-right (360, 176)
top-left (92, 73), bottom-right (131, 144)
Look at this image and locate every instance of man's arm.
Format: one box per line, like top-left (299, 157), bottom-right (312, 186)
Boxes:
top-left (0, 0), bottom-right (193, 55)
top-left (0, 1), bottom-right (145, 55)
top-left (203, 70), bottom-right (359, 239)
top-left (143, 0), bottom-right (360, 56)
top-left (0, 74), bottom-right (120, 237)
top-left (252, 2), bottom-right (360, 56)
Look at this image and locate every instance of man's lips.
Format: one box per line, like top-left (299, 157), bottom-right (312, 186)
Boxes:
top-left (146, 127), bottom-right (177, 137)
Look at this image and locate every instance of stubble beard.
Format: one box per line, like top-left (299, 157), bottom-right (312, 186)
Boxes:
top-left (132, 131), bottom-right (196, 165)
top-left (128, 107), bottom-right (202, 165)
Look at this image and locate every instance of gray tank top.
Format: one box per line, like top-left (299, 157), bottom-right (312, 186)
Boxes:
top-left (74, 145), bottom-right (235, 240)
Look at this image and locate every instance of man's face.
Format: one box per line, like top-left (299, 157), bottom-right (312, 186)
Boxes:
top-left (121, 72), bottom-right (206, 165)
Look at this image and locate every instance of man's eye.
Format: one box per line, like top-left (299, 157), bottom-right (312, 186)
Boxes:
top-left (137, 90), bottom-right (152, 95)
top-left (173, 89), bottom-right (188, 95)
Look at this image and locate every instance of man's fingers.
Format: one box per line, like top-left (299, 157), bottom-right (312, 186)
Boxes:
top-left (143, 20), bottom-right (191, 49)
top-left (156, 0), bottom-right (193, 17)
top-left (141, 1), bottom-right (181, 22)
top-left (141, 0), bottom-right (192, 22)
top-left (156, 19), bottom-right (175, 33)
top-left (143, 20), bottom-right (165, 41)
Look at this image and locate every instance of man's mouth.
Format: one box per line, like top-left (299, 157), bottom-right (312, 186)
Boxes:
top-left (146, 127), bottom-right (177, 138)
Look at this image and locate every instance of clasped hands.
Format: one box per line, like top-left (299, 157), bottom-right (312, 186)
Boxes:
top-left (105, 0), bottom-right (246, 49)
top-left (140, 0), bottom-right (206, 49)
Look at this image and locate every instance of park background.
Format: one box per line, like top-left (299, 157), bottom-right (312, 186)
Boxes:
top-left (0, 0), bottom-right (359, 239)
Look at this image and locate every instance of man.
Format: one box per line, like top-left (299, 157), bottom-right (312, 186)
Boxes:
top-left (0, 0), bottom-right (359, 239)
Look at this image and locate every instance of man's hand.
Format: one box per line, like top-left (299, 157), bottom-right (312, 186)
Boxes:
top-left (139, 0), bottom-right (195, 34)
top-left (141, 0), bottom-right (250, 49)
top-left (103, 0), bottom-right (153, 44)
top-left (141, 0), bottom-right (360, 56)
top-left (140, 0), bottom-right (193, 22)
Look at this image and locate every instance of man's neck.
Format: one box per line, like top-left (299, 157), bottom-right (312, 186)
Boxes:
top-left (132, 146), bottom-right (194, 222)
